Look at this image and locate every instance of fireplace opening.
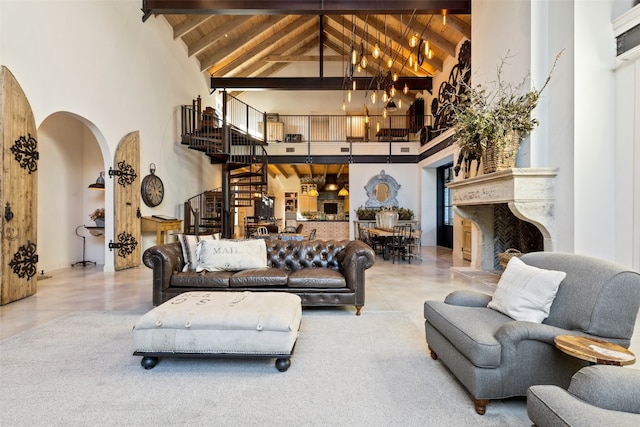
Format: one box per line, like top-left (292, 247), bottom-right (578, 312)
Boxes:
top-left (493, 204), bottom-right (544, 270)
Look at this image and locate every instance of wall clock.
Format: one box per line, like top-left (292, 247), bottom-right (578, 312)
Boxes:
top-left (141, 163), bottom-right (164, 207)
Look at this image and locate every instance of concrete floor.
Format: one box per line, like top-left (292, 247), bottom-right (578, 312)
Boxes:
top-left (1, 246), bottom-right (638, 422)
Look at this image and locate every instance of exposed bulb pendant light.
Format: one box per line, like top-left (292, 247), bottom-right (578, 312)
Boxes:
top-left (371, 91), bottom-right (377, 104)
top-left (425, 39), bottom-right (430, 54)
top-left (347, 90), bottom-right (352, 102)
top-left (372, 43), bottom-right (381, 59)
top-left (442, 10), bottom-right (447, 26)
top-left (387, 57), bottom-right (393, 69)
top-left (409, 33), bottom-right (419, 48)
top-left (403, 83), bottom-right (409, 94)
top-left (382, 92), bottom-right (388, 103)
top-left (342, 101), bottom-right (346, 111)
top-left (383, 108), bottom-right (387, 119)
top-left (392, 72), bottom-right (398, 82)
top-left (409, 54), bottom-right (413, 67)
top-left (398, 98), bottom-right (403, 109)
top-left (351, 46), bottom-right (357, 65)
top-left (360, 55), bottom-right (367, 69)
top-left (352, 80), bottom-right (357, 91)
top-left (365, 114), bottom-right (370, 124)
top-left (376, 121), bottom-right (380, 132)
top-left (390, 85), bottom-right (396, 97)
top-left (356, 64), bottom-right (362, 73)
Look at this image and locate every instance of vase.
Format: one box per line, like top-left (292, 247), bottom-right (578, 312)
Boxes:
top-left (375, 210), bottom-right (398, 230)
top-left (482, 130), bottom-right (520, 174)
top-left (94, 218), bottom-right (105, 227)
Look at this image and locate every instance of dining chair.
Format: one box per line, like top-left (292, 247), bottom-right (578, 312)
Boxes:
top-left (256, 226), bottom-right (269, 236)
top-left (391, 224), bottom-right (415, 264)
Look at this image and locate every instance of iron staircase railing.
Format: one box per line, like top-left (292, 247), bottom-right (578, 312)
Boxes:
top-left (181, 94), bottom-right (268, 236)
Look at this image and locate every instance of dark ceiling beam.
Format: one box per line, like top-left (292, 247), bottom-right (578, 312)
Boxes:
top-left (211, 76), bottom-right (432, 91)
top-left (142, 1), bottom-right (471, 18)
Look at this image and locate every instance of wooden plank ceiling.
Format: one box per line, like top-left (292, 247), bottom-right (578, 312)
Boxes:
top-left (141, 1), bottom-right (470, 181)
top-left (266, 163), bottom-right (349, 183)
top-left (143, 1), bottom-right (471, 91)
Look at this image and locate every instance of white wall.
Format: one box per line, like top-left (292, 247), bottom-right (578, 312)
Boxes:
top-left (1, 1), bottom-right (218, 272)
top-left (348, 164), bottom-right (420, 239)
top-left (469, 0), bottom-right (636, 266)
top-left (613, 4), bottom-right (640, 271)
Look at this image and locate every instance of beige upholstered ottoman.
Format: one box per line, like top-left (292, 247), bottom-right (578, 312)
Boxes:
top-left (133, 291), bottom-right (302, 371)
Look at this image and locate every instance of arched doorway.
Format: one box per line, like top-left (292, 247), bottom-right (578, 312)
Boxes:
top-left (37, 112), bottom-right (110, 272)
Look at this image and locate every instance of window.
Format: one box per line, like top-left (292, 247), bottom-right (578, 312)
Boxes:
top-left (443, 166), bottom-right (454, 226)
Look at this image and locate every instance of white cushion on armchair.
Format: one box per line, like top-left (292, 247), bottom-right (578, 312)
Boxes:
top-left (488, 256), bottom-right (566, 323)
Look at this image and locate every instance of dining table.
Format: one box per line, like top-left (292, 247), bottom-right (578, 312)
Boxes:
top-left (254, 233), bottom-right (306, 241)
top-left (364, 227), bottom-right (421, 260)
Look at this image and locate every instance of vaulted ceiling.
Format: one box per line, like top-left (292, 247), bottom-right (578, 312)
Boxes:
top-left (141, 1), bottom-right (471, 181)
top-left (142, 1), bottom-right (471, 94)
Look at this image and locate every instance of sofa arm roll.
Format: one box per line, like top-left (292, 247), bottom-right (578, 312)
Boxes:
top-left (339, 240), bottom-right (375, 291)
top-left (142, 242), bottom-right (184, 305)
top-left (568, 365), bottom-right (640, 414)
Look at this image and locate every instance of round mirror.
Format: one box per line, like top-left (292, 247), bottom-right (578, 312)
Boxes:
top-left (375, 183), bottom-right (389, 202)
top-left (364, 170), bottom-right (401, 208)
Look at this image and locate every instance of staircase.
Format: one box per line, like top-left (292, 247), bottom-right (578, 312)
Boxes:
top-left (180, 94), bottom-right (268, 237)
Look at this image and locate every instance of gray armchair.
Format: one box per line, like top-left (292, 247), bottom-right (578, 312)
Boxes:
top-left (527, 365), bottom-right (640, 426)
top-left (423, 252), bottom-right (640, 415)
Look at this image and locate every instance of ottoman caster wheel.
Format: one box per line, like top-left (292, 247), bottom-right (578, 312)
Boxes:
top-left (275, 358), bottom-right (291, 372)
top-left (141, 356), bottom-right (159, 370)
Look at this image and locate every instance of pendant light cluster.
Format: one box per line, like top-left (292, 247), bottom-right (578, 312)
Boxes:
top-left (341, 12), bottom-right (445, 116)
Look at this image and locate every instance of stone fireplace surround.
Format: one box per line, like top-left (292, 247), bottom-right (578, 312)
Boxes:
top-left (448, 168), bottom-right (559, 271)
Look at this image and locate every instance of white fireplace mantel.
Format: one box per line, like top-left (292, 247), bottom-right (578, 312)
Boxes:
top-left (448, 168), bottom-right (559, 270)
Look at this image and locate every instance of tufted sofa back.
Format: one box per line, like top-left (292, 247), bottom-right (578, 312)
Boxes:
top-left (265, 239), bottom-right (348, 272)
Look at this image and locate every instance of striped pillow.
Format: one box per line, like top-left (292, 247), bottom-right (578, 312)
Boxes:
top-left (178, 234), bottom-right (214, 272)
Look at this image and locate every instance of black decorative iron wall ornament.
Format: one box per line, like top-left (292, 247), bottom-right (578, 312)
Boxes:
top-left (8, 240), bottom-right (38, 280)
top-left (10, 134), bottom-right (38, 174)
top-left (430, 40), bottom-right (472, 136)
top-left (108, 160), bottom-right (137, 187)
top-left (109, 232), bottom-right (138, 258)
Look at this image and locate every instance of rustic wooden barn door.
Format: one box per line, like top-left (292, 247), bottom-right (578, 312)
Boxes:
top-left (0, 66), bottom-right (38, 304)
top-left (110, 131), bottom-right (141, 270)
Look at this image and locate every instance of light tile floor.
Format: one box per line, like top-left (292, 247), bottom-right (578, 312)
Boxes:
top-left (1, 246), bottom-right (638, 421)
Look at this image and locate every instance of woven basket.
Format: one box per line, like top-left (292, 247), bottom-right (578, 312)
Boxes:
top-left (499, 248), bottom-right (522, 270)
top-left (482, 130), bottom-right (520, 174)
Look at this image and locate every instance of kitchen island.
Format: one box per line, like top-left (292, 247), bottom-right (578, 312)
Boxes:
top-left (295, 220), bottom-right (349, 241)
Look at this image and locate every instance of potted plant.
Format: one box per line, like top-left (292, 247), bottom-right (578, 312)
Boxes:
top-left (355, 206), bottom-right (378, 220)
top-left (397, 207), bottom-right (414, 220)
top-left (89, 208), bottom-right (105, 227)
top-left (449, 50), bottom-right (563, 174)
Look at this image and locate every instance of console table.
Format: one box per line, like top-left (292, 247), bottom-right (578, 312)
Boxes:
top-left (141, 216), bottom-right (182, 245)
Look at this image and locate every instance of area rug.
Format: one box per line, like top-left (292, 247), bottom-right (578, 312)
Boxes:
top-left (0, 311), bottom-right (527, 426)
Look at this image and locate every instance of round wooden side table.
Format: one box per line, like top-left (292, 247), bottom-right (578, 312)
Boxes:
top-left (554, 335), bottom-right (636, 366)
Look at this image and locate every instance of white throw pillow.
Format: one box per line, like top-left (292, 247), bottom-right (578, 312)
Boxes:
top-left (178, 234), bottom-right (214, 272)
top-left (487, 256), bottom-right (567, 323)
top-left (196, 239), bottom-right (267, 272)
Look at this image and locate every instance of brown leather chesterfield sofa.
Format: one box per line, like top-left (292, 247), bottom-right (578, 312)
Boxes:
top-left (142, 239), bottom-right (375, 315)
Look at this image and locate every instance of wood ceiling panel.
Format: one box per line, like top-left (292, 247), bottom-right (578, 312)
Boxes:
top-left (199, 15), bottom-right (290, 72)
top-left (152, 6), bottom-right (469, 95)
top-left (210, 15), bottom-right (316, 77)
